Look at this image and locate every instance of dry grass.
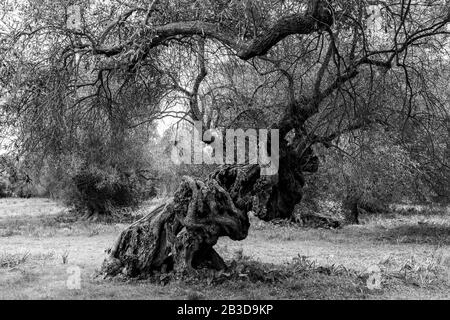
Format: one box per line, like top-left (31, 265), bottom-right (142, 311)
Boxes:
top-left (0, 252), bottom-right (31, 268)
top-left (0, 198), bottom-right (449, 300)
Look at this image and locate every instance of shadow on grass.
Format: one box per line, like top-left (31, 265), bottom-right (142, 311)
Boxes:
top-left (377, 223), bottom-right (450, 245)
top-left (104, 255), bottom-right (374, 300)
top-left (0, 210), bottom-right (127, 238)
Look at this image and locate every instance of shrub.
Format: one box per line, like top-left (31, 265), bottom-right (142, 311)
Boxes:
top-left (68, 166), bottom-right (156, 216)
top-left (303, 130), bottom-right (422, 223)
top-left (13, 182), bottom-right (34, 198)
top-left (0, 176), bottom-right (12, 198)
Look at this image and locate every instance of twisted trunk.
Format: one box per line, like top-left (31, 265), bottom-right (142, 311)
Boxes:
top-left (101, 137), bottom-right (319, 277)
top-left (100, 0), bottom-right (333, 277)
top-left (101, 174), bottom-right (250, 277)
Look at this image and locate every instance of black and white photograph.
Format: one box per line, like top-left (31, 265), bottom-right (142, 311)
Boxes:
top-left (0, 0), bottom-right (449, 303)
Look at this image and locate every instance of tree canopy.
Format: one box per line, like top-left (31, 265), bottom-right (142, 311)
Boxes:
top-left (1, 0), bottom-right (449, 207)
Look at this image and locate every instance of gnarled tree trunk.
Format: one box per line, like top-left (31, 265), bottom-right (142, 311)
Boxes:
top-left (101, 174), bottom-right (250, 277)
top-left (101, 138), bottom-right (319, 277)
top-left (96, 0), bottom-right (337, 279)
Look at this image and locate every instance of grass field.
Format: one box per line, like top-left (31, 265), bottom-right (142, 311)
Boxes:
top-left (0, 198), bottom-right (449, 300)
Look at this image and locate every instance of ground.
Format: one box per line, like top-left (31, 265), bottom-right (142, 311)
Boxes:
top-left (0, 198), bottom-right (449, 300)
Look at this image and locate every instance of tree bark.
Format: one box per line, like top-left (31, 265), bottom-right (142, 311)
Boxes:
top-left (101, 173), bottom-right (251, 277)
top-left (101, 138), bottom-right (320, 277)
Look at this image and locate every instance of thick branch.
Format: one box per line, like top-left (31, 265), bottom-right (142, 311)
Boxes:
top-left (237, 14), bottom-right (319, 60)
top-left (190, 39), bottom-right (207, 122)
top-left (83, 1), bottom-right (335, 61)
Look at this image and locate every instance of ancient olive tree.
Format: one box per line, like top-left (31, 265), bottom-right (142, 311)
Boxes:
top-left (4, 0), bottom-right (450, 275)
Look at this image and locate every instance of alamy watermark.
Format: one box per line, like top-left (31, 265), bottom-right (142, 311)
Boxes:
top-left (66, 266), bottom-right (81, 290)
top-left (366, 265), bottom-right (382, 290)
top-left (171, 121), bottom-right (280, 176)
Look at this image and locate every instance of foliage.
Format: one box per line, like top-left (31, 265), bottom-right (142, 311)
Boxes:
top-left (54, 127), bottom-right (158, 215)
top-left (0, 176), bottom-right (12, 198)
top-left (304, 129), bottom-right (422, 214)
top-left (1, 0), bottom-right (449, 221)
top-left (0, 155), bottom-right (43, 198)
top-left (69, 165), bottom-right (156, 216)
